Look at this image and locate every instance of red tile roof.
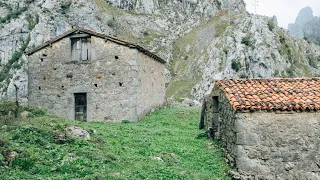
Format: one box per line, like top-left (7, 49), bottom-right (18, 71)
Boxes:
top-left (216, 78), bottom-right (320, 111)
top-left (25, 27), bottom-right (166, 64)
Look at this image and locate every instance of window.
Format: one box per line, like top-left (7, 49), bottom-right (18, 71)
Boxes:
top-left (71, 37), bottom-right (91, 61)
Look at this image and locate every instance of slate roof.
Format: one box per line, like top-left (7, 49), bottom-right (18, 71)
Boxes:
top-left (215, 78), bottom-right (320, 111)
top-left (25, 27), bottom-right (166, 64)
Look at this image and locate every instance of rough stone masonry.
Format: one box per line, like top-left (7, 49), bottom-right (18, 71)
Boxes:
top-left (202, 78), bottom-right (320, 179)
top-left (27, 28), bottom-right (166, 122)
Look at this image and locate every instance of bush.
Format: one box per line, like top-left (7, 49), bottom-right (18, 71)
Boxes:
top-left (107, 19), bottom-right (116, 28)
top-left (279, 35), bottom-right (286, 44)
top-left (286, 68), bottom-right (295, 77)
top-left (267, 20), bottom-right (275, 31)
top-left (231, 60), bottom-right (242, 72)
top-left (0, 7), bottom-right (28, 24)
top-left (241, 36), bottom-right (253, 46)
top-left (60, 0), bottom-right (72, 14)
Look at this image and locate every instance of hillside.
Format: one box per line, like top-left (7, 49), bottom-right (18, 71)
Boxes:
top-left (0, 0), bottom-right (319, 103)
top-left (168, 14), bottom-right (320, 101)
top-left (0, 106), bottom-right (231, 179)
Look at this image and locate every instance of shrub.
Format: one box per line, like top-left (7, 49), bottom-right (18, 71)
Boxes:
top-left (231, 60), bottom-right (242, 72)
top-left (279, 34), bottom-right (286, 44)
top-left (267, 20), bottom-right (275, 31)
top-left (286, 68), bottom-right (295, 77)
top-left (107, 19), bottom-right (116, 28)
top-left (241, 36), bottom-right (253, 46)
top-left (307, 55), bottom-right (318, 68)
top-left (223, 47), bottom-right (229, 54)
top-left (0, 7), bottom-right (28, 24)
top-left (60, 0), bottom-right (72, 14)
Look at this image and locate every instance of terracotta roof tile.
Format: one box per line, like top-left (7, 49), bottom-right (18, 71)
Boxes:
top-left (216, 78), bottom-right (320, 111)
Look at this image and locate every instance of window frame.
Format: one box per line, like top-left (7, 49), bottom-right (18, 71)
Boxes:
top-left (70, 34), bottom-right (91, 61)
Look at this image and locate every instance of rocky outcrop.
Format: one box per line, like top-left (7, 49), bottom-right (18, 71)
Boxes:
top-left (288, 6), bottom-right (320, 45)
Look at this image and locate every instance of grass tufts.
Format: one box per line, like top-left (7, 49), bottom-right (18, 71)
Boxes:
top-left (0, 107), bottom-right (231, 179)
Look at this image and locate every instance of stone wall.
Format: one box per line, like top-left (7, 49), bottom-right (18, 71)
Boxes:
top-left (234, 112), bottom-right (320, 179)
top-left (136, 52), bottom-right (165, 118)
top-left (28, 35), bottom-right (165, 122)
top-left (203, 87), bottom-right (238, 166)
top-left (203, 87), bottom-right (320, 179)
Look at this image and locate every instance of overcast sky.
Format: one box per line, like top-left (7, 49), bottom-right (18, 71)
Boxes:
top-left (244, 0), bottom-right (320, 28)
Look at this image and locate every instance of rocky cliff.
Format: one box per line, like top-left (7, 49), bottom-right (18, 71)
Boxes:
top-left (288, 6), bottom-right (320, 45)
top-left (0, 0), bottom-right (319, 103)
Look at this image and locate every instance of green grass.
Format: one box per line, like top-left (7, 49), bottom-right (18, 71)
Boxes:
top-left (0, 107), bottom-right (231, 179)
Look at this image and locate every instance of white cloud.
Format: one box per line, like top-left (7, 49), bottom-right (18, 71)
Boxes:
top-left (243, 0), bottom-right (320, 28)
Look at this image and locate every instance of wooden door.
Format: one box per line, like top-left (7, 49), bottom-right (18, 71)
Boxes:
top-left (74, 93), bottom-right (87, 121)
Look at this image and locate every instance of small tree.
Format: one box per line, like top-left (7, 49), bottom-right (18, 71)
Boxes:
top-left (267, 20), bottom-right (275, 31)
top-left (231, 60), bottom-right (242, 72)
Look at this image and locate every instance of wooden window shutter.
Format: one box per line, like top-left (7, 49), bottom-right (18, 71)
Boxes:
top-left (81, 38), bottom-right (91, 61)
top-left (72, 38), bottom-right (81, 61)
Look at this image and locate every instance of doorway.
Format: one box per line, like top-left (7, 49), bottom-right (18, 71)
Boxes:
top-left (74, 93), bottom-right (87, 121)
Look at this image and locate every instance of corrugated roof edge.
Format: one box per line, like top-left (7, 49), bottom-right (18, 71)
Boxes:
top-left (25, 27), bottom-right (166, 64)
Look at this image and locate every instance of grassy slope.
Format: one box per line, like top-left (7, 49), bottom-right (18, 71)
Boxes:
top-left (166, 15), bottom-right (229, 101)
top-left (0, 107), bottom-right (230, 179)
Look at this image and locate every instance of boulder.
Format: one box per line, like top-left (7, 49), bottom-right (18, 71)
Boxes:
top-left (65, 126), bottom-right (90, 140)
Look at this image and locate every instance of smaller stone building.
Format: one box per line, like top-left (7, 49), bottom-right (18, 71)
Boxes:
top-left (200, 78), bottom-right (320, 179)
top-left (26, 27), bottom-right (166, 122)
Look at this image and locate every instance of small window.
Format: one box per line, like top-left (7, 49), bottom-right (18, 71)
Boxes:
top-left (71, 37), bottom-right (91, 61)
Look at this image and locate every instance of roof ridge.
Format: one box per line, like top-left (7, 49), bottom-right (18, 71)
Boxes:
top-left (25, 26), bottom-right (166, 64)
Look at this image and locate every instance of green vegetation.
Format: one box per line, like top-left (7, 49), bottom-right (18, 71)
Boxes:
top-left (307, 55), bottom-right (319, 69)
top-left (0, 7), bottom-right (28, 24)
top-left (60, 0), bottom-right (72, 14)
top-left (166, 79), bottom-right (201, 101)
top-left (241, 35), bottom-right (253, 47)
top-left (215, 20), bottom-right (228, 37)
top-left (168, 14), bottom-right (234, 101)
top-left (0, 106), bottom-right (231, 179)
top-left (279, 34), bottom-right (286, 44)
top-left (107, 18), bottom-right (116, 28)
top-left (286, 67), bottom-right (295, 77)
top-left (0, 102), bottom-right (46, 123)
top-left (0, 35), bottom-right (30, 89)
top-left (231, 60), bottom-right (242, 72)
top-left (267, 20), bottom-right (275, 32)
top-left (26, 14), bottom-right (39, 30)
top-left (24, 0), bottom-right (35, 4)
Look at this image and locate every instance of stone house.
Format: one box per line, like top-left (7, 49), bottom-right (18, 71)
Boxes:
top-left (26, 27), bottom-right (166, 122)
top-left (200, 78), bottom-right (320, 179)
